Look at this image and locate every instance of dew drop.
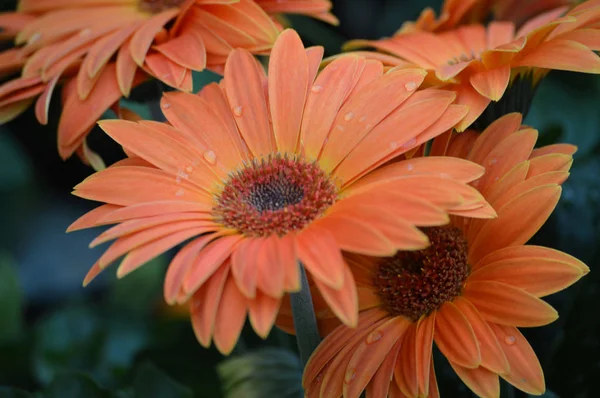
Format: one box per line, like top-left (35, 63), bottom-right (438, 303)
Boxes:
top-left (366, 330), bottom-right (383, 344)
top-left (344, 112), bottom-right (354, 121)
top-left (175, 188), bottom-right (185, 197)
top-left (504, 335), bottom-right (516, 346)
top-left (162, 72), bottom-right (172, 80)
top-left (28, 32), bottom-right (41, 44)
top-left (358, 116), bottom-right (367, 123)
top-left (336, 124), bottom-right (345, 132)
top-left (488, 157), bottom-right (498, 166)
top-left (405, 81), bottom-right (418, 91)
top-left (161, 102), bottom-right (171, 109)
top-left (389, 141), bottom-right (399, 150)
top-left (402, 137), bottom-right (417, 148)
top-left (407, 163), bottom-right (414, 171)
top-left (185, 165), bottom-right (194, 174)
top-left (440, 172), bottom-right (450, 179)
top-left (311, 85), bottom-right (323, 93)
top-left (203, 150), bottom-right (217, 165)
top-left (80, 28), bottom-right (92, 37)
top-left (344, 368), bottom-right (356, 384)
top-left (233, 106), bottom-right (243, 117)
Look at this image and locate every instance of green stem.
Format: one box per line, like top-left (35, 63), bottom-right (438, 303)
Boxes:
top-left (290, 263), bottom-right (321, 367)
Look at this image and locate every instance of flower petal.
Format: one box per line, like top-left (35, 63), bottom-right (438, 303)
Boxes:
top-left (434, 302), bottom-right (481, 368)
top-left (213, 275), bottom-right (248, 354)
top-left (296, 225), bottom-right (345, 289)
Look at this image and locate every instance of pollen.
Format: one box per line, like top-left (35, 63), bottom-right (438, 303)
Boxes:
top-left (373, 226), bottom-right (470, 321)
top-left (139, 0), bottom-right (185, 13)
top-left (213, 155), bottom-right (337, 237)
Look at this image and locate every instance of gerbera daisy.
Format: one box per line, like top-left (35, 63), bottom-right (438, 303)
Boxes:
top-left (68, 29), bottom-right (495, 355)
top-left (400, 0), bottom-right (576, 33)
top-left (344, 0), bottom-right (600, 132)
top-left (287, 113), bottom-right (589, 398)
top-left (0, 0), bottom-right (334, 162)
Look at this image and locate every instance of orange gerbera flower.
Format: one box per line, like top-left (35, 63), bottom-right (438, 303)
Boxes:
top-left (289, 113), bottom-right (589, 398)
top-left (345, 0), bottom-right (600, 132)
top-left (400, 0), bottom-right (576, 33)
top-left (68, 29), bottom-right (495, 355)
top-left (0, 0), bottom-right (331, 162)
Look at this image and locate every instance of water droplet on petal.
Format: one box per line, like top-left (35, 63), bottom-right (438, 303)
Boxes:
top-left (80, 28), bottom-right (92, 37)
top-left (440, 173), bottom-right (450, 179)
top-left (405, 81), bottom-right (418, 91)
top-left (28, 32), bottom-right (41, 44)
top-left (358, 116), bottom-right (367, 123)
top-left (185, 165), bottom-right (194, 174)
top-left (407, 163), bottom-right (414, 171)
top-left (161, 102), bottom-right (171, 109)
top-left (488, 157), bottom-right (498, 166)
top-left (233, 106), bottom-right (243, 116)
top-left (344, 368), bottom-right (356, 384)
top-left (389, 141), bottom-right (398, 150)
top-left (203, 150), bottom-right (217, 165)
top-left (344, 112), bottom-right (354, 121)
top-left (402, 137), bottom-right (417, 148)
top-left (336, 124), bottom-right (345, 132)
top-left (366, 330), bottom-right (383, 344)
top-left (504, 335), bottom-right (516, 345)
top-left (311, 85), bottom-right (323, 93)
top-left (175, 188), bottom-right (185, 197)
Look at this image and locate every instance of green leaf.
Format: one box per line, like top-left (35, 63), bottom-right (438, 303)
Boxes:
top-left (0, 387), bottom-right (33, 398)
top-left (133, 363), bottom-right (193, 398)
top-left (0, 253), bottom-right (23, 343)
top-left (218, 348), bottom-right (303, 398)
top-left (42, 372), bottom-right (110, 398)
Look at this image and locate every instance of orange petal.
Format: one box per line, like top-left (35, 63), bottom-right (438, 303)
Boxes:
top-left (164, 234), bottom-right (218, 305)
top-left (230, 237), bottom-right (262, 298)
top-left (154, 26), bottom-right (207, 71)
top-left (450, 364), bottom-right (500, 398)
top-left (469, 65), bottom-right (511, 101)
top-left (344, 316), bottom-right (411, 398)
top-left (394, 323), bottom-right (418, 397)
top-left (453, 82), bottom-right (492, 132)
top-left (73, 166), bottom-right (212, 206)
top-left (514, 39), bottom-right (600, 73)
top-left (470, 256), bottom-right (587, 297)
top-left (434, 302), bottom-right (481, 368)
top-left (320, 68), bottom-right (427, 171)
top-left (453, 297), bottom-right (509, 374)
top-left (468, 185), bottom-right (561, 264)
top-left (468, 113), bottom-right (523, 165)
top-left (256, 236), bottom-right (286, 297)
top-left (248, 292), bottom-right (280, 338)
top-left (464, 280), bottom-right (558, 327)
top-left (67, 204), bottom-right (121, 232)
top-left (296, 225), bottom-right (345, 289)
top-left (313, 264), bottom-right (358, 328)
top-left (280, 234), bottom-right (300, 292)
top-left (99, 200), bottom-right (211, 224)
top-left (300, 55), bottom-right (363, 160)
top-left (117, 37), bottom-right (139, 97)
top-left (212, 275), bottom-right (248, 354)
top-left (224, 48), bottom-right (273, 157)
top-left (415, 313), bottom-right (436, 396)
top-left (130, 9), bottom-right (179, 66)
top-left (183, 234), bottom-right (243, 294)
top-left (190, 263), bottom-right (229, 347)
top-left (489, 323), bottom-right (546, 395)
top-left (365, 338), bottom-right (402, 398)
top-left (268, 29), bottom-right (308, 153)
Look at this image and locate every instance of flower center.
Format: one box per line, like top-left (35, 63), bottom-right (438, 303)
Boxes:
top-left (372, 226), bottom-right (470, 321)
top-left (139, 0), bottom-right (185, 13)
top-left (213, 156), bottom-right (337, 237)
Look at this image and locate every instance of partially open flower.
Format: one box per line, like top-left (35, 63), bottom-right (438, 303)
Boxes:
top-left (0, 0), bottom-right (334, 163)
top-left (283, 113), bottom-right (588, 398)
top-left (68, 29), bottom-right (494, 355)
top-left (345, 1), bottom-right (600, 131)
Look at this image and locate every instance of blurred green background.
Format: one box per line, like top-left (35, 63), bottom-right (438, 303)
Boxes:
top-left (1, 0), bottom-right (599, 397)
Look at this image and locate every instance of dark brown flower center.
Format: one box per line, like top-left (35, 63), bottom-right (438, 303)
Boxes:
top-left (139, 0), bottom-right (185, 13)
top-left (213, 156), bottom-right (337, 237)
top-left (373, 226), bottom-right (470, 321)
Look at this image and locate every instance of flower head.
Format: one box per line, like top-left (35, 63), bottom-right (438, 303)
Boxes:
top-left (69, 29), bottom-right (494, 355)
top-left (400, 0), bottom-right (577, 33)
top-left (291, 113), bottom-right (589, 398)
top-left (345, 0), bottom-right (600, 131)
top-left (0, 0), bottom-right (327, 162)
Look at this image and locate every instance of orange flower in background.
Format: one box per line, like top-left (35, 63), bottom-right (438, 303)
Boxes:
top-left (345, 0), bottom-right (600, 132)
top-left (0, 0), bottom-right (335, 163)
top-left (288, 113), bottom-right (589, 398)
top-left (68, 29), bottom-right (495, 355)
top-left (255, 0), bottom-right (338, 25)
top-left (400, 0), bottom-right (577, 33)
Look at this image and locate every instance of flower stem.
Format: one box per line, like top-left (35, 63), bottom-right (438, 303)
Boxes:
top-left (290, 262), bottom-right (321, 367)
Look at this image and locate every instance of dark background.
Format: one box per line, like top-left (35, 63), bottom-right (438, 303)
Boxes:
top-left (0, 0), bottom-right (599, 397)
